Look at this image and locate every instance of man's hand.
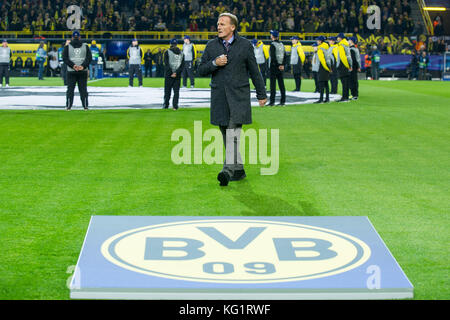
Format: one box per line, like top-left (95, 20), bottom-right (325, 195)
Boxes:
top-left (171, 73), bottom-right (176, 78)
top-left (258, 98), bottom-right (267, 107)
top-left (279, 65), bottom-right (284, 71)
top-left (215, 54), bottom-right (228, 66)
top-left (349, 68), bottom-right (352, 72)
top-left (78, 65), bottom-right (84, 71)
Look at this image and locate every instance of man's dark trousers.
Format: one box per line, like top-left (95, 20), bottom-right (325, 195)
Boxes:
top-left (269, 71), bottom-right (286, 104)
top-left (182, 61), bottom-right (195, 87)
top-left (66, 71), bottom-right (88, 108)
top-left (330, 64), bottom-right (338, 94)
top-left (0, 64), bottom-right (10, 85)
top-left (164, 76), bottom-right (181, 109)
top-left (349, 69), bottom-right (358, 98)
top-left (61, 63), bottom-right (67, 85)
top-left (129, 64), bottom-right (143, 86)
top-left (338, 65), bottom-right (350, 100)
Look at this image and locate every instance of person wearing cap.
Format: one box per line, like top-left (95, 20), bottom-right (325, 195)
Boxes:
top-left (289, 36), bottom-right (305, 92)
top-left (268, 30), bottom-right (286, 106)
top-left (36, 41), bottom-right (47, 80)
top-left (314, 36), bottom-right (331, 103)
top-left (348, 37), bottom-right (361, 100)
top-left (252, 39), bottom-right (269, 87)
top-left (327, 36), bottom-right (339, 94)
top-left (0, 39), bottom-right (12, 88)
top-left (127, 38), bottom-right (143, 87)
top-left (311, 43), bottom-right (320, 94)
top-left (336, 33), bottom-right (352, 102)
top-left (198, 12), bottom-right (267, 186)
top-left (63, 30), bottom-right (92, 110)
top-left (89, 40), bottom-right (100, 80)
top-left (182, 35), bottom-right (197, 88)
top-left (163, 39), bottom-right (184, 110)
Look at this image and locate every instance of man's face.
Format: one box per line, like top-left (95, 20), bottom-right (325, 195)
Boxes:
top-left (132, 40), bottom-right (138, 46)
top-left (291, 39), bottom-right (297, 45)
top-left (217, 16), bottom-right (235, 40)
top-left (184, 38), bottom-right (189, 44)
top-left (2, 42), bottom-right (6, 47)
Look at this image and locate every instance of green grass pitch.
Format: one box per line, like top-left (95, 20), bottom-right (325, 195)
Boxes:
top-left (0, 77), bottom-right (449, 299)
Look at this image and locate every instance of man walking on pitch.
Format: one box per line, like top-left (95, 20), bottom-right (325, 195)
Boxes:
top-left (163, 39), bottom-right (184, 110)
top-left (63, 30), bottom-right (92, 110)
top-left (0, 39), bottom-right (12, 88)
top-left (199, 13), bottom-right (267, 186)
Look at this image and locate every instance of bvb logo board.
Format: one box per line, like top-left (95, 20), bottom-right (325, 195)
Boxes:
top-left (101, 219), bottom-right (371, 283)
top-left (71, 216), bottom-right (413, 299)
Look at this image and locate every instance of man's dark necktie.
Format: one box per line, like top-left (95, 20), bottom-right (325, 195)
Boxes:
top-left (224, 41), bottom-right (231, 53)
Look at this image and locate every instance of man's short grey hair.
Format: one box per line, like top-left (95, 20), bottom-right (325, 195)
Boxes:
top-left (219, 13), bottom-right (239, 29)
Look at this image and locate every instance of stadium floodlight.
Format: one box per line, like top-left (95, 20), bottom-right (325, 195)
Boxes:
top-left (423, 7), bottom-right (447, 11)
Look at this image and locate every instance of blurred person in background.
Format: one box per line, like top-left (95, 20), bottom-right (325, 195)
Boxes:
top-left (0, 39), bottom-right (11, 88)
top-left (36, 41), bottom-right (47, 80)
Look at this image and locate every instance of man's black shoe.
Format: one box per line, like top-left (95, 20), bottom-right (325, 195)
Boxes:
top-left (267, 103), bottom-right (275, 106)
top-left (230, 169), bottom-right (246, 181)
top-left (277, 103), bottom-right (285, 106)
top-left (338, 98), bottom-right (349, 102)
top-left (324, 99), bottom-right (330, 103)
top-left (217, 171), bottom-right (231, 186)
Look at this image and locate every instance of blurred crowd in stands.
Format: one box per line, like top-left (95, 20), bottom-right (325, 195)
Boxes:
top-left (0, 0), bottom-right (447, 55)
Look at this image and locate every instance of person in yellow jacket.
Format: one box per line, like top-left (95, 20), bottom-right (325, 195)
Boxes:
top-left (251, 38), bottom-right (269, 86)
top-left (336, 33), bottom-right (352, 102)
top-left (289, 36), bottom-right (305, 92)
top-left (314, 36), bottom-right (331, 103)
top-left (327, 36), bottom-right (339, 94)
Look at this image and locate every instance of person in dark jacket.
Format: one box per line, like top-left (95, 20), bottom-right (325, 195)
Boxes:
top-left (144, 49), bottom-right (153, 77)
top-left (348, 36), bottom-right (361, 100)
top-left (163, 39), bottom-right (184, 110)
top-left (409, 49), bottom-right (418, 80)
top-left (198, 13), bottom-right (267, 186)
top-left (268, 29), bottom-right (286, 106)
top-left (62, 30), bottom-right (92, 110)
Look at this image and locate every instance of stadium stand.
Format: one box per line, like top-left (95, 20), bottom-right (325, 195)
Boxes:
top-left (0, 0), bottom-right (426, 35)
top-left (0, 0), bottom-right (447, 79)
